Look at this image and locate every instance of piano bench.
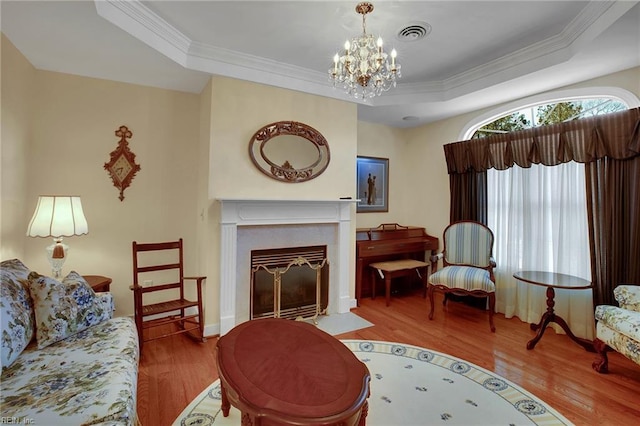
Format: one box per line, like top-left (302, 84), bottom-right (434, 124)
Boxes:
top-left (369, 259), bottom-right (430, 306)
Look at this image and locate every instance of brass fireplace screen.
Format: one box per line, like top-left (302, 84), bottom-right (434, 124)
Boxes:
top-left (250, 245), bottom-right (329, 323)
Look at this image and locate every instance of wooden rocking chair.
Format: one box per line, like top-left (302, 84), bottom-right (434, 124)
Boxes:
top-left (131, 238), bottom-right (206, 352)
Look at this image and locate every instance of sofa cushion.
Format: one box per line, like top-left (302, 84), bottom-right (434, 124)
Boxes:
top-left (0, 317), bottom-right (139, 425)
top-left (1, 259), bottom-right (35, 370)
top-left (595, 304), bottom-right (640, 342)
top-left (614, 285), bottom-right (640, 312)
top-left (28, 271), bottom-right (113, 349)
top-left (429, 265), bottom-right (495, 292)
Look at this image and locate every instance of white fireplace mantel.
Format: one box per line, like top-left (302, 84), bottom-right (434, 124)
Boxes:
top-left (217, 198), bottom-right (357, 335)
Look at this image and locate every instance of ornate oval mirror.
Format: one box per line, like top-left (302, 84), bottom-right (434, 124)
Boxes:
top-left (249, 121), bottom-right (330, 183)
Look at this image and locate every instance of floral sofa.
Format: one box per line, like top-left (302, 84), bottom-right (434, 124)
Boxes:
top-left (1, 259), bottom-right (139, 425)
top-left (593, 285), bottom-right (640, 373)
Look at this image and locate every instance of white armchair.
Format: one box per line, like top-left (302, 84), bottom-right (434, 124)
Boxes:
top-left (592, 285), bottom-right (640, 373)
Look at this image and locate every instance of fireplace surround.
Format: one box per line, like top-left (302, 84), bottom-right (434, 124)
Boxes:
top-left (218, 199), bottom-right (356, 335)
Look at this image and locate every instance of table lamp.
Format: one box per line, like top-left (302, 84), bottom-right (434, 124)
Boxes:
top-left (26, 195), bottom-right (88, 279)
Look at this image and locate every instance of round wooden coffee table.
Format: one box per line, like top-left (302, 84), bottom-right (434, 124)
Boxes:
top-left (216, 318), bottom-right (370, 426)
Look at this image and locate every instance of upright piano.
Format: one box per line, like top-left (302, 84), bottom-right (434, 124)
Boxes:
top-left (356, 223), bottom-right (439, 303)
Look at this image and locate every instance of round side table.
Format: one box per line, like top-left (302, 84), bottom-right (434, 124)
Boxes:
top-left (513, 270), bottom-right (594, 351)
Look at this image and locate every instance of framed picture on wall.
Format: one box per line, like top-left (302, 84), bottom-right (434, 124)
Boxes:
top-left (356, 156), bottom-right (389, 213)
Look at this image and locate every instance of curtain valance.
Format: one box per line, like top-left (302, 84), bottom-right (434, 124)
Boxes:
top-left (444, 107), bottom-right (640, 174)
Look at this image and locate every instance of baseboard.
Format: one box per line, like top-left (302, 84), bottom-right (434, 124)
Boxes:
top-left (204, 323), bottom-right (220, 338)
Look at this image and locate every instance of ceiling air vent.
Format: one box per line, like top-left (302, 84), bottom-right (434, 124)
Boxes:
top-left (397, 22), bottom-right (431, 42)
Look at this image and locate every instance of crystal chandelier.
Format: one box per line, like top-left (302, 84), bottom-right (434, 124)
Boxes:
top-left (329, 2), bottom-right (401, 99)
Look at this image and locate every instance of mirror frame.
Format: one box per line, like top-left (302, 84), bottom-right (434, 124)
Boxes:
top-left (248, 121), bottom-right (330, 183)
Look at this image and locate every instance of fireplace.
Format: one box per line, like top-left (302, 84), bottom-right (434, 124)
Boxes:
top-left (217, 199), bottom-right (356, 335)
top-left (251, 245), bottom-right (329, 322)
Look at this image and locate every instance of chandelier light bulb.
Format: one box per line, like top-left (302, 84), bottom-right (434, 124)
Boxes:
top-left (328, 2), bottom-right (401, 100)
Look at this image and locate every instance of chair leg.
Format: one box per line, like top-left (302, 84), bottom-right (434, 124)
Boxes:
top-left (592, 338), bottom-right (610, 373)
top-left (196, 278), bottom-right (206, 342)
top-left (198, 309), bottom-right (206, 343)
top-left (427, 284), bottom-right (435, 320)
top-left (488, 292), bottom-right (496, 332)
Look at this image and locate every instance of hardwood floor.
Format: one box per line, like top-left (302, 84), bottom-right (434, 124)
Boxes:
top-left (137, 290), bottom-right (640, 425)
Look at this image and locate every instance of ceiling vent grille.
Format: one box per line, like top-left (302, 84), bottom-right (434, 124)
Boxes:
top-left (397, 22), bottom-right (431, 42)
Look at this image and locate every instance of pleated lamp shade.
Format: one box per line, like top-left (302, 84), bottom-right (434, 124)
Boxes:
top-left (26, 196), bottom-right (88, 238)
top-left (26, 196), bottom-right (88, 278)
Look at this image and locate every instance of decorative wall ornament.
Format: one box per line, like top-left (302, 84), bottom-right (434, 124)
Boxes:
top-left (249, 121), bottom-right (330, 183)
top-left (104, 125), bottom-right (141, 201)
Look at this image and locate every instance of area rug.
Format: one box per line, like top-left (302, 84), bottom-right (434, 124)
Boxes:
top-left (173, 340), bottom-right (572, 426)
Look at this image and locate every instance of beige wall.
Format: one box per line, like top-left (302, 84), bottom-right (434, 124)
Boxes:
top-left (203, 76), bottom-right (358, 329)
top-left (207, 76), bottom-right (357, 200)
top-left (1, 34), bottom-right (35, 260)
top-left (355, 121), bottom-right (409, 230)
top-left (197, 78), bottom-right (213, 324)
top-left (1, 35), bottom-right (203, 317)
top-left (352, 66), bottom-right (639, 251)
top-left (400, 66), bottom-right (640, 248)
top-left (2, 30), bottom-right (637, 332)
top-left (1, 41), bottom-right (359, 331)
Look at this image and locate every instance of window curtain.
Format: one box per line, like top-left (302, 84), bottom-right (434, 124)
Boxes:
top-left (586, 155), bottom-right (640, 306)
top-left (449, 171), bottom-right (487, 223)
top-left (488, 162), bottom-right (594, 339)
top-left (443, 107), bottom-right (640, 309)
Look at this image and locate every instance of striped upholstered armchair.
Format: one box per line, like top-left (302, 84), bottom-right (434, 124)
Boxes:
top-left (427, 221), bottom-right (496, 332)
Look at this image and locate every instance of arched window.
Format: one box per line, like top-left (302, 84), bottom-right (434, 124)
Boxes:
top-left (460, 87), bottom-right (639, 140)
top-left (459, 88), bottom-right (636, 342)
top-left (471, 98), bottom-right (626, 139)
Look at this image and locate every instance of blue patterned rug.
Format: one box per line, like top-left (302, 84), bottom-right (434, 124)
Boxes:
top-left (173, 340), bottom-right (572, 425)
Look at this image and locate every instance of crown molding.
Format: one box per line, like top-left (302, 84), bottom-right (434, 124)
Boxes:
top-left (95, 0), bottom-right (636, 107)
top-left (385, 1), bottom-right (635, 104)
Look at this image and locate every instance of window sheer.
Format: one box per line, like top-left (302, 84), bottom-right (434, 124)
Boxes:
top-left (488, 162), bottom-right (594, 339)
top-left (447, 103), bottom-right (639, 300)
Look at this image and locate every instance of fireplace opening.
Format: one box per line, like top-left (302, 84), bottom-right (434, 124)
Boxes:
top-left (251, 245), bottom-right (329, 322)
